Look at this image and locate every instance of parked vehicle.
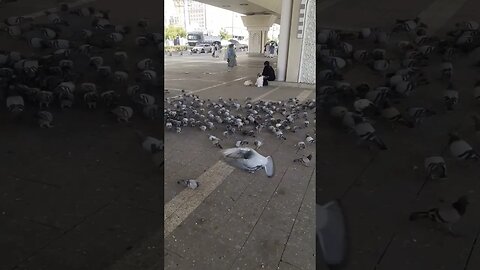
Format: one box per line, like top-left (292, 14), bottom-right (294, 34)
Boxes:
top-left (191, 43), bottom-right (213, 53)
top-left (187, 31), bottom-right (221, 47)
top-left (229, 39), bottom-right (248, 50)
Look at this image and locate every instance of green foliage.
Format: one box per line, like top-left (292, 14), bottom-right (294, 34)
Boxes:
top-left (219, 28), bottom-right (232, 40)
top-left (164, 25), bottom-right (187, 40)
top-left (164, 45), bottom-right (188, 52)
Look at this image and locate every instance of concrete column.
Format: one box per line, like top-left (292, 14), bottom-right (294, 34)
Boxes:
top-left (277, 0), bottom-right (293, 81)
top-left (241, 14), bottom-right (277, 56)
top-left (299, 0), bottom-right (316, 84)
top-left (246, 27), bottom-right (269, 54)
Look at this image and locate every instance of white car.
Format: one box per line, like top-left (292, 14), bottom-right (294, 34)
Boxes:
top-left (191, 44), bottom-right (213, 53)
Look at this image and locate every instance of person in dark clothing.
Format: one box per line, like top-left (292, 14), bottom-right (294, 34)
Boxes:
top-left (261, 61), bottom-right (276, 86)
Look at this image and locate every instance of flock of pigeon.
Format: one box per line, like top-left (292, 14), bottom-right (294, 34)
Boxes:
top-left (165, 93), bottom-right (317, 187)
top-left (0, 3), bottom-right (163, 166)
top-left (319, 17), bottom-right (480, 236)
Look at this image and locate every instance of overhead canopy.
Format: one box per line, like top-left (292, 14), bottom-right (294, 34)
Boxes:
top-left (193, 0), bottom-right (281, 18)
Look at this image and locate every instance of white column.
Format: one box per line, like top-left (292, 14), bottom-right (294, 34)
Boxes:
top-left (246, 27), bottom-right (270, 55)
top-left (241, 14), bottom-right (277, 55)
top-left (277, 0), bottom-right (293, 81)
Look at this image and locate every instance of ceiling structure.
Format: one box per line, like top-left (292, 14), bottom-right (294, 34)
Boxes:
top-left (193, 0), bottom-right (281, 18)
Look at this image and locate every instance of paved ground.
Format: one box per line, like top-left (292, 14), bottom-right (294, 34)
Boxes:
top-left (0, 0), bottom-right (164, 269)
top-left (319, 0), bottom-right (480, 269)
top-left (162, 53), bottom-right (316, 270)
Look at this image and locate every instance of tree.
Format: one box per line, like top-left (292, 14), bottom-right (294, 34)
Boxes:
top-left (219, 28), bottom-right (232, 40)
top-left (164, 25), bottom-right (187, 41)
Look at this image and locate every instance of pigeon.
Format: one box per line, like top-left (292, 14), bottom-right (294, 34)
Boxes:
top-left (6, 95), bottom-right (24, 114)
top-left (381, 101), bottom-right (414, 128)
top-left (443, 83), bottom-right (458, 111)
top-left (37, 111), bottom-right (53, 128)
top-left (296, 141), bottom-right (306, 149)
top-left (111, 106), bottom-right (133, 122)
top-left (177, 179), bottom-right (199, 190)
top-left (424, 156), bottom-right (447, 180)
top-left (208, 135), bottom-right (223, 149)
top-left (448, 133), bottom-right (479, 160)
top-left (407, 107), bottom-right (436, 126)
top-left (353, 98), bottom-right (378, 115)
top-left (135, 130), bottom-right (163, 153)
top-left (253, 140), bottom-right (263, 149)
top-left (354, 117), bottom-right (387, 150)
top-left (294, 154), bottom-right (313, 166)
top-left (222, 147), bottom-right (274, 177)
top-left (235, 140), bottom-right (249, 147)
top-left (305, 134), bottom-right (315, 144)
top-left (409, 195), bottom-right (469, 235)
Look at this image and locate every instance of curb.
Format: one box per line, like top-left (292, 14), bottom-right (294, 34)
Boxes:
top-left (269, 81), bottom-right (316, 89)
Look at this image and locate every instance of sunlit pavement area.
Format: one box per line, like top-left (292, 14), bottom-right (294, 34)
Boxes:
top-left (163, 51), bottom-right (316, 270)
top-left (319, 0), bottom-right (480, 269)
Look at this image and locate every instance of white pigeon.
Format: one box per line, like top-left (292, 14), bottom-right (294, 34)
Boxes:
top-left (244, 80), bottom-right (253, 86)
top-left (222, 147), bottom-right (274, 177)
top-left (296, 141), bottom-right (306, 149)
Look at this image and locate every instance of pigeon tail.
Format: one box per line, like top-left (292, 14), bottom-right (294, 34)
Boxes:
top-left (265, 156), bottom-right (274, 177)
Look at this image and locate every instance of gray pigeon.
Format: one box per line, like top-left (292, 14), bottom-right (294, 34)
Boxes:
top-left (448, 133), bottom-right (479, 160)
top-left (177, 179), bottom-right (199, 189)
top-left (135, 130), bottom-right (163, 153)
top-left (424, 156), bottom-right (447, 180)
top-left (410, 195), bottom-right (469, 235)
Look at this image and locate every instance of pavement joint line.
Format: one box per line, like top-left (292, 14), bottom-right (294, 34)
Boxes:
top-left (164, 160), bottom-right (235, 237)
top-left (171, 76), bottom-right (248, 99)
top-left (252, 86), bottom-right (281, 102)
top-left (373, 232), bottom-right (397, 269)
top-left (228, 166), bottom-right (291, 270)
top-left (417, 0), bottom-right (469, 34)
top-left (295, 89), bottom-right (313, 103)
top-left (165, 247), bottom-right (185, 259)
top-left (277, 168), bottom-right (315, 269)
top-left (464, 226), bottom-right (480, 270)
top-left (279, 260), bottom-right (303, 270)
top-left (8, 175), bottom-right (62, 189)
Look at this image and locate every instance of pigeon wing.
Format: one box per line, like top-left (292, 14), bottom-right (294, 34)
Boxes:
top-left (222, 147), bottom-right (252, 159)
top-left (264, 156), bottom-right (275, 177)
top-left (317, 200), bottom-right (347, 266)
